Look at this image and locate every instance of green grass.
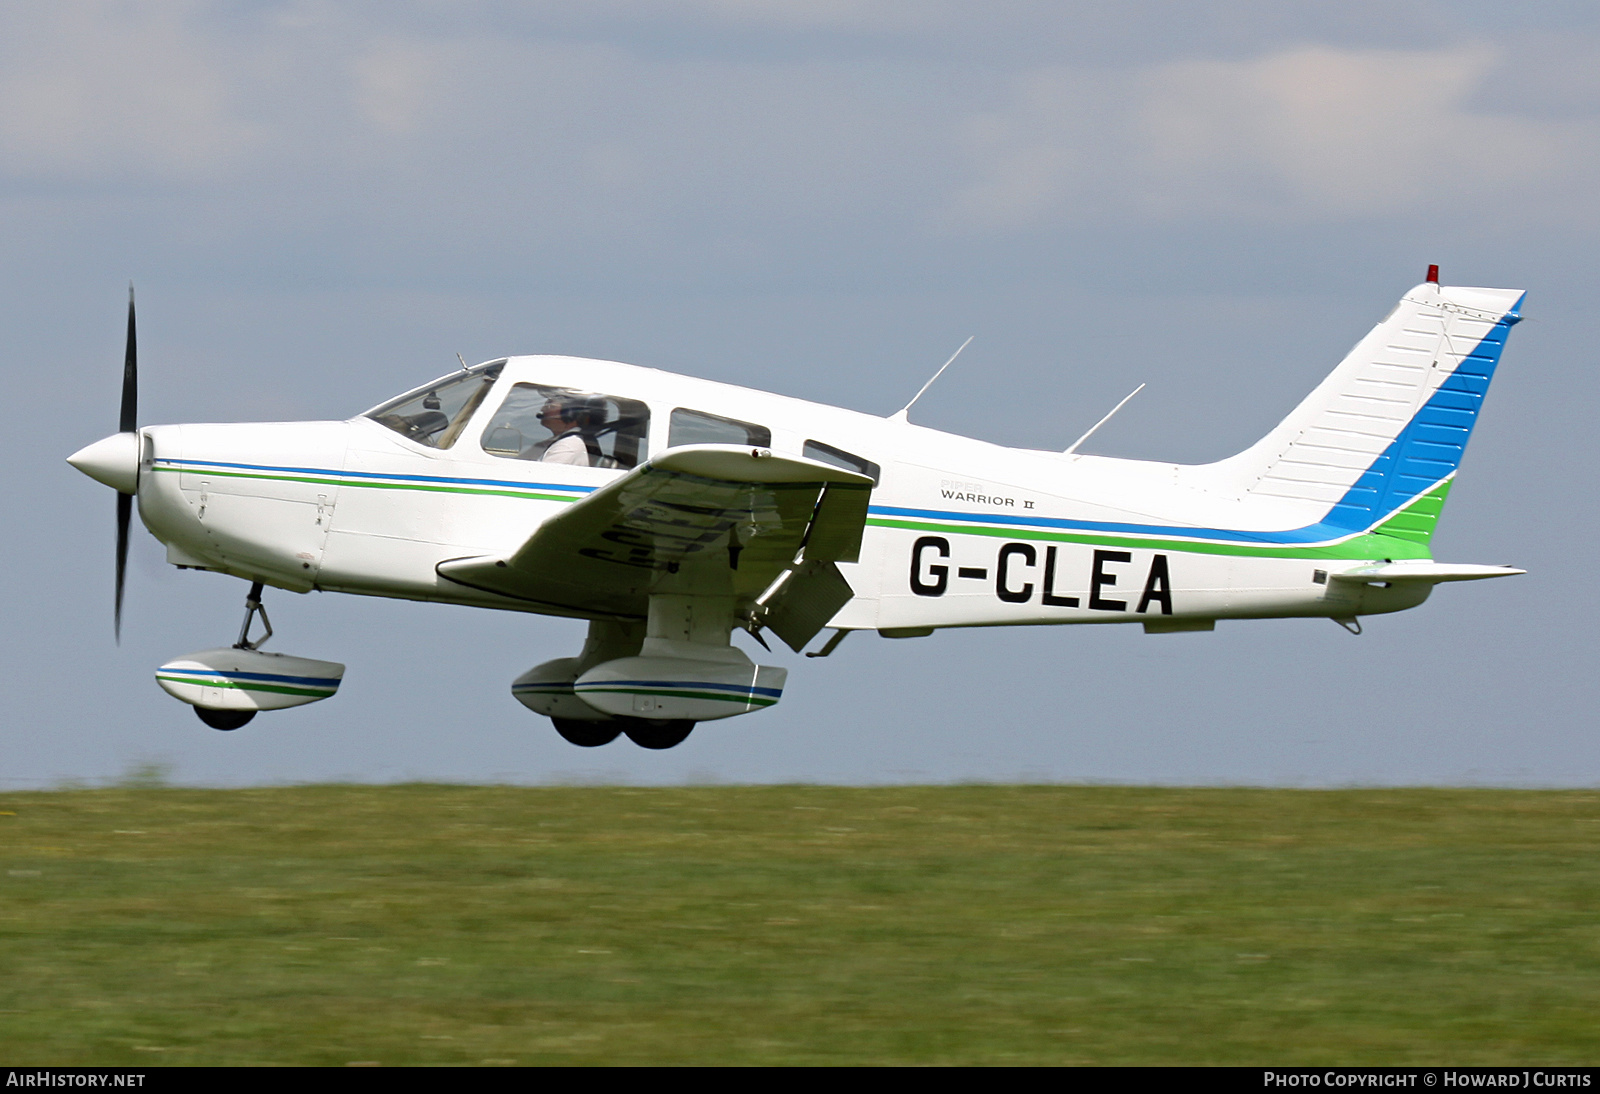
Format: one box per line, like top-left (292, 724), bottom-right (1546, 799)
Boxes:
top-left (1, 785), bottom-right (1598, 1065)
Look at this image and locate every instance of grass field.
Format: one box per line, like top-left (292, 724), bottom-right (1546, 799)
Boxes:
top-left (1, 784), bottom-right (1598, 1066)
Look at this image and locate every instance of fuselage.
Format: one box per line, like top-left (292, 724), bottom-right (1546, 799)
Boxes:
top-left (133, 351), bottom-right (1436, 635)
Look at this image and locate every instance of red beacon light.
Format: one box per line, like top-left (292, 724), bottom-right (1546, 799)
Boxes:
top-left (1426, 264), bottom-right (1440, 284)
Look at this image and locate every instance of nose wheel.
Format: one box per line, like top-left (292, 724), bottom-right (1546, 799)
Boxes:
top-left (196, 706), bottom-right (255, 730)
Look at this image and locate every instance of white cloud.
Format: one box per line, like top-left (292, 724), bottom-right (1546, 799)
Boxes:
top-left (5, 4), bottom-right (1600, 272)
top-left (353, 39), bottom-right (451, 136)
top-left (0, 2), bottom-right (260, 180)
top-left (672, 0), bottom-right (950, 31)
top-left (949, 43), bottom-right (1600, 229)
top-left (1137, 45), bottom-right (1563, 216)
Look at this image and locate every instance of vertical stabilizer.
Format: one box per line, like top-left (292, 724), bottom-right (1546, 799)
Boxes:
top-left (1214, 280), bottom-right (1523, 541)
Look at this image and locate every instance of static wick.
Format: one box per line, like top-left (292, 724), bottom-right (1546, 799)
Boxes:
top-left (890, 336), bottom-right (974, 423)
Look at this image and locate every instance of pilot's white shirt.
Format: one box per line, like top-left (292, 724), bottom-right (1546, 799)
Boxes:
top-left (541, 432), bottom-right (589, 465)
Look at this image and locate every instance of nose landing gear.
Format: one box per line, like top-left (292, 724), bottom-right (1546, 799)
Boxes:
top-left (191, 582), bottom-right (273, 729)
top-left (234, 581), bottom-right (273, 652)
top-left (154, 580), bottom-right (346, 730)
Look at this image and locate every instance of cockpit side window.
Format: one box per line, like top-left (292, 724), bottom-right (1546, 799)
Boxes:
top-left (668, 408), bottom-right (772, 449)
top-left (367, 362), bottom-right (505, 449)
top-left (803, 439), bottom-right (880, 485)
top-left (480, 383), bottom-right (649, 469)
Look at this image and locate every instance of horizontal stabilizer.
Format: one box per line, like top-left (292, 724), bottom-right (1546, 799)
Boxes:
top-left (1329, 562), bottom-right (1525, 585)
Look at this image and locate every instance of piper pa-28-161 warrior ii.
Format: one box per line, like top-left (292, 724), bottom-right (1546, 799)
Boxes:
top-left (69, 267), bottom-right (1525, 749)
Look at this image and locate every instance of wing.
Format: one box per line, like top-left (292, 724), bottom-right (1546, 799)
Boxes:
top-left (437, 445), bottom-right (873, 640)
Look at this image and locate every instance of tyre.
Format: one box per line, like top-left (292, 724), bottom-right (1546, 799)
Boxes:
top-left (551, 717), bottom-right (622, 747)
top-left (195, 706), bottom-right (255, 731)
top-left (622, 719), bottom-right (695, 750)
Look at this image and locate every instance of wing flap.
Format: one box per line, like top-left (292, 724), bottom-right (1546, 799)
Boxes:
top-left (805, 481), bottom-right (871, 565)
top-left (760, 560), bottom-right (857, 652)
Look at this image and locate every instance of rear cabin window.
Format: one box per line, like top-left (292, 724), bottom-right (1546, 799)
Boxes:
top-left (668, 408), bottom-right (771, 449)
top-left (367, 362), bottom-right (505, 449)
top-left (803, 439), bottom-right (880, 485)
top-left (480, 383), bottom-right (649, 470)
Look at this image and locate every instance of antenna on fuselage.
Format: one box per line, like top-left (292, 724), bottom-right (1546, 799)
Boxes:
top-left (456, 353), bottom-right (469, 372)
top-left (1063, 382), bottom-right (1145, 456)
top-left (889, 336), bottom-right (973, 423)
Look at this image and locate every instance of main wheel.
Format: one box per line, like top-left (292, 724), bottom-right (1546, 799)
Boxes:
top-left (622, 719), bottom-right (695, 750)
top-left (551, 717), bottom-right (622, 747)
top-left (195, 706), bottom-right (255, 731)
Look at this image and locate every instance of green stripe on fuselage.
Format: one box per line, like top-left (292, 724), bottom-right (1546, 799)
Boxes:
top-left (155, 461), bottom-right (1449, 562)
top-left (151, 464), bottom-right (583, 504)
top-left (864, 485), bottom-right (1450, 562)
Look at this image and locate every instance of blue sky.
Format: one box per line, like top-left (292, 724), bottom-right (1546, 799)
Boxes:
top-left (8, 2), bottom-right (1599, 786)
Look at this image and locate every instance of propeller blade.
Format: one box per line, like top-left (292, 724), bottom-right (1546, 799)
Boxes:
top-left (120, 284), bottom-right (137, 434)
top-left (115, 284), bottom-right (136, 642)
top-left (115, 492), bottom-right (131, 643)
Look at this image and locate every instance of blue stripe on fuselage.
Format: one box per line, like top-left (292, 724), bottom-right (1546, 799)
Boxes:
top-left (155, 458), bottom-right (595, 495)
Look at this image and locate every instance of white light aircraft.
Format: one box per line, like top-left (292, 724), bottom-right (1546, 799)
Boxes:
top-left (69, 268), bottom-right (1525, 749)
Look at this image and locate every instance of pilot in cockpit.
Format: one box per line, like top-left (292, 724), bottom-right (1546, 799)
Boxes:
top-left (537, 397), bottom-right (604, 465)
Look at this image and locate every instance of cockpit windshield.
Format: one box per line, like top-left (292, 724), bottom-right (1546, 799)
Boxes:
top-left (366, 362), bottom-right (505, 449)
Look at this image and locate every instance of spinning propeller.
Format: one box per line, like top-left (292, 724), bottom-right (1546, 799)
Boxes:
top-left (116, 285), bottom-right (137, 640)
top-left (66, 285), bottom-right (143, 642)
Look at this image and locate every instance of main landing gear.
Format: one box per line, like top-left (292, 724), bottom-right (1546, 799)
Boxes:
top-left (513, 607), bottom-right (783, 753)
top-left (550, 717), bottom-right (696, 750)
